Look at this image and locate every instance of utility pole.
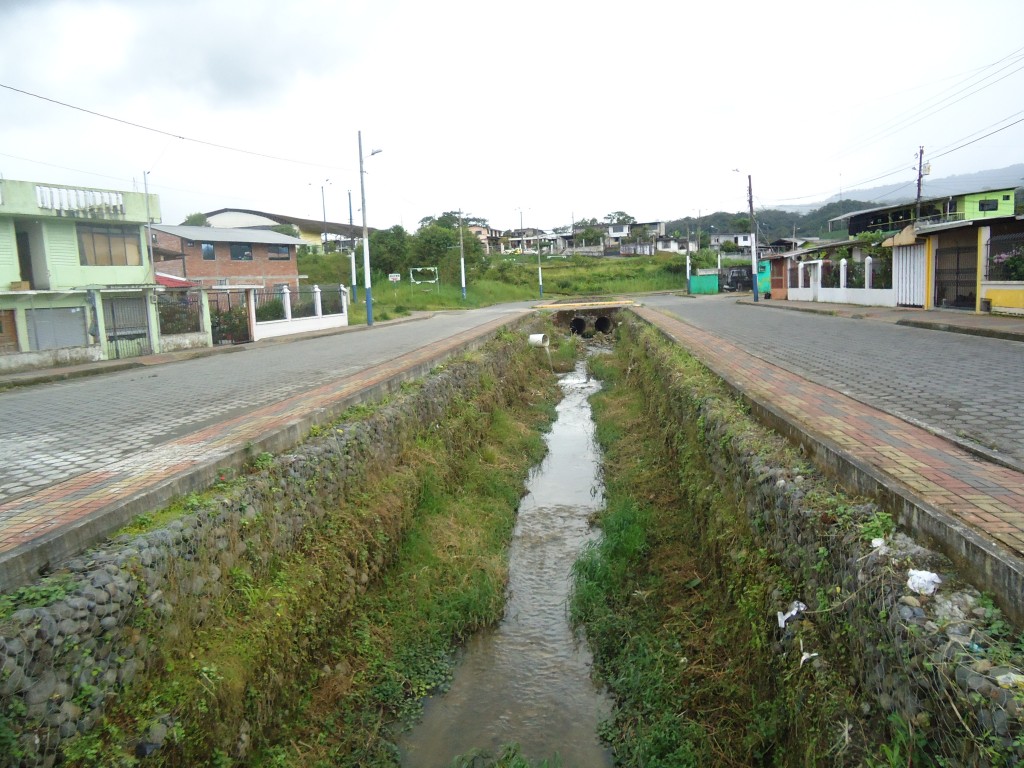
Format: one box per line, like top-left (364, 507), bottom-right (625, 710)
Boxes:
top-left (458, 210), bottom-right (466, 300)
top-left (749, 174), bottom-right (759, 302)
top-left (358, 130), bottom-right (378, 326)
top-left (915, 146), bottom-right (925, 222)
top-left (142, 170), bottom-right (156, 284)
top-left (320, 182), bottom-right (329, 254)
top-left (347, 189), bottom-right (356, 300)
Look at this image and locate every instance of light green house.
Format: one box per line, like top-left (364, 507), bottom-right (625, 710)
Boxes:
top-left (0, 179), bottom-right (165, 371)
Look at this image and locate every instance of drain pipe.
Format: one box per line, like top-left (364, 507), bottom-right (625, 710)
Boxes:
top-left (528, 333), bottom-right (549, 348)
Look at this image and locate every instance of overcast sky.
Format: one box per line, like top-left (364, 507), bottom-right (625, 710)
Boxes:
top-left (2, 0), bottom-right (1023, 233)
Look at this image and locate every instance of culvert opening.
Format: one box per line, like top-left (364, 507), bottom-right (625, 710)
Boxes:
top-left (594, 316), bottom-right (612, 334)
top-left (570, 317), bottom-right (587, 335)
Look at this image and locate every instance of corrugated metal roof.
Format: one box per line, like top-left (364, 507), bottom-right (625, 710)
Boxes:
top-left (828, 187), bottom-right (1019, 224)
top-left (152, 224), bottom-right (305, 245)
top-left (200, 208), bottom-right (367, 237)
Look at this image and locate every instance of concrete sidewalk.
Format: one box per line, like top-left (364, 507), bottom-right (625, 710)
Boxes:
top-left (635, 304), bottom-right (1024, 626)
top-left (735, 296), bottom-right (1024, 343)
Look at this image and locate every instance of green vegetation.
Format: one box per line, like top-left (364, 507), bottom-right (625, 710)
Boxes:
top-left (0, 574), bottom-right (77, 620)
top-left (59, 333), bottom-right (564, 767)
top-left (572, 327), bottom-right (868, 766)
top-left (181, 212), bottom-right (211, 227)
top-left (664, 199), bottom-right (871, 243)
top-left (247, 356), bottom-right (560, 766)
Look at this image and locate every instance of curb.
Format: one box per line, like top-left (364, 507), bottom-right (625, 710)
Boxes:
top-left (895, 319), bottom-right (1024, 343)
top-left (734, 297), bottom-right (1024, 344)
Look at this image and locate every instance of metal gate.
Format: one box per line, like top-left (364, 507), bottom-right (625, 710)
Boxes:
top-left (934, 245), bottom-right (977, 309)
top-left (209, 289), bottom-right (253, 345)
top-left (103, 296), bottom-right (152, 359)
top-left (893, 243), bottom-right (926, 307)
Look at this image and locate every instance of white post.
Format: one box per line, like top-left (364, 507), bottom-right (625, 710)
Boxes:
top-left (864, 256), bottom-right (873, 290)
top-left (840, 258), bottom-right (848, 289)
top-left (798, 263), bottom-right (805, 289)
top-left (281, 285), bottom-right (292, 321)
top-left (313, 284), bottom-right (323, 316)
top-left (350, 252), bottom-right (358, 302)
top-left (458, 210), bottom-right (466, 300)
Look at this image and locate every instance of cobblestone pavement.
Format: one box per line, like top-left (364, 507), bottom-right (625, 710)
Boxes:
top-left (642, 295), bottom-right (1024, 469)
top-left (632, 303), bottom-right (1024, 564)
top-left (0, 306), bottom-right (532, 562)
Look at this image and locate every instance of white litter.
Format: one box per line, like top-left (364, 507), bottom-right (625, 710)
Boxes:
top-left (799, 639), bottom-right (819, 667)
top-left (996, 673), bottom-right (1024, 689)
top-left (777, 600), bottom-right (807, 629)
top-left (907, 569), bottom-right (942, 595)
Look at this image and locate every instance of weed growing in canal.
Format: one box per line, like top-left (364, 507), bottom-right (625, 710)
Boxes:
top-left (47, 330), bottom-right (560, 767)
top-left (247, 372), bottom-right (558, 766)
top-left (573, 322), bottom-right (871, 767)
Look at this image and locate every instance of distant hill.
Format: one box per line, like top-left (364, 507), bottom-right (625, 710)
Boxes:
top-left (665, 199), bottom-right (873, 244)
top-left (778, 163), bottom-right (1024, 212)
top-left (665, 164), bottom-right (1024, 243)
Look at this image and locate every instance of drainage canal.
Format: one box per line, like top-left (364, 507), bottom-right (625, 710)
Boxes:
top-left (397, 358), bottom-right (614, 766)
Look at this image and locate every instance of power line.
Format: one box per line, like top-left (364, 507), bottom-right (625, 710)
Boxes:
top-left (0, 151), bottom-right (133, 184)
top-left (771, 108), bottom-right (1024, 205)
top-left (832, 46), bottom-right (1024, 160)
top-left (926, 109), bottom-right (1024, 156)
top-left (930, 115), bottom-right (1024, 160)
top-left (0, 81), bottom-right (352, 172)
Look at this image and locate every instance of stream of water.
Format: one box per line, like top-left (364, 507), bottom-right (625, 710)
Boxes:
top-left (397, 360), bottom-right (614, 767)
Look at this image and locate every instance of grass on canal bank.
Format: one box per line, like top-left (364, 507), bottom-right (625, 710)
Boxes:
top-left (242, 332), bottom-right (572, 767)
top-left (572, 329), bottom-right (869, 767)
top-left (47, 327), bottom-right (574, 768)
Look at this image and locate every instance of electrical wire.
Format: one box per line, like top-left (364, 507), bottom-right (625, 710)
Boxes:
top-left (0, 81), bottom-right (352, 172)
top-left (772, 109), bottom-right (1024, 205)
top-left (832, 47), bottom-right (1024, 160)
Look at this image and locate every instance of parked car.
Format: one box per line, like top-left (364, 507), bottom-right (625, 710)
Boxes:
top-left (721, 267), bottom-right (752, 292)
top-left (720, 264), bottom-right (771, 297)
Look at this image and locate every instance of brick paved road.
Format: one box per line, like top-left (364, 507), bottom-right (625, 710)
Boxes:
top-left (642, 295), bottom-right (1024, 469)
top-left (0, 306), bottom-right (531, 504)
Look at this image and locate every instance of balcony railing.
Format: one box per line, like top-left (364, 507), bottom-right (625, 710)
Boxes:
top-left (915, 211), bottom-right (966, 228)
top-left (35, 184), bottom-right (125, 218)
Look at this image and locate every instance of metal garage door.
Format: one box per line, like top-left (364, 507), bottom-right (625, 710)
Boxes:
top-left (103, 296), bottom-right (152, 359)
top-left (893, 244), bottom-right (926, 307)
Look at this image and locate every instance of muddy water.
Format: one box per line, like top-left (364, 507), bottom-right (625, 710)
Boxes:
top-left (397, 360), bottom-right (614, 767)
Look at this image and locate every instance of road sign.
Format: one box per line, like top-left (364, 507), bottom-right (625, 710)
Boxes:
top-left (388, 273), bottom-right (401, 282)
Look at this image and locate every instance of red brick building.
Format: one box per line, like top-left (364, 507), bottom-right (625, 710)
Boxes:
top-left (150, 224), bottom-right (305, 291)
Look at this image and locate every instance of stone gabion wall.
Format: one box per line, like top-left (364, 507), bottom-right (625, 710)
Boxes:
top-left (0, 338), bottom-right (527, 767)
top-left (625, 315), bottom-right (1024, 765)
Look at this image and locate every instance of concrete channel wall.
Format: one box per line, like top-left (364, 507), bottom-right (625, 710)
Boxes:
top-left (0, 332), bottom-right (534, 766)
top-left (623, 313), bottom-right (1024, 764)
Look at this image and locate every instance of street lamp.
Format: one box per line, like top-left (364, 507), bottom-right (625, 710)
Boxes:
top-left (358, 131), bottom-right (382, 325)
